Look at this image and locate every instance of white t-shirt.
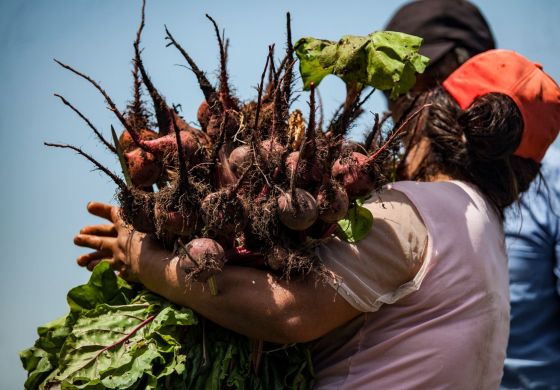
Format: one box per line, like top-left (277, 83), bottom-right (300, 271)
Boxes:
top-left (313, 180), bottom-right (509, 390)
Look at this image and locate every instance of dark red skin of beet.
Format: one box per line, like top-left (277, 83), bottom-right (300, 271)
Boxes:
top-left (332, 152), bottom-right (375, 198)
top-left (119, 128), bottom-right (158, 153)
top-left (197, 100), bottom-right (211, 131)
top-left (260, 139), bottom-right (285, 161)
top-left (121, 190), bottom-right (156, 234)
top-left (125, 147), bottom-right (162, 188)
top-left (266, 246), bottom-right (289, 272)
top-left (277, 188), bottom-right (318, 231)
top-left (228, 145), bottom-right (252, 177)
top-left (201, 191), bottom-right (248, 235)
top-left (216, 148), bottom-right (238, 188)
top-left (154, 203), bottom-right (197, 237)
top-left (140, 128), bottom-right (210, 168)
top-left (316, 185), bottom-right (350, 223)
top-left (285, 151), bottom-right (324, 185)
top-left (183, 237), bottom-right (226, 281)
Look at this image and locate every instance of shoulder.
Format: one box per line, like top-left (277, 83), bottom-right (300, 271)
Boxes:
top-left (316, 185), bottom-right (429, 312)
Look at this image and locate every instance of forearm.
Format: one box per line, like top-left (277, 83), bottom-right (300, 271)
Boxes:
top-left (134, 237), bottom-right (359, 343)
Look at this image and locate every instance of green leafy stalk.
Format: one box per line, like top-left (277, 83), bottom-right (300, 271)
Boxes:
top-left (21, 262), bottom-right (314, 389)
top-left (295, 31), bottom-right (429, 99)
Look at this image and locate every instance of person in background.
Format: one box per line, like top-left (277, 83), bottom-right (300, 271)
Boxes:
top-left (384, 0), bottom-right (495, 124)
top-left (501, 128), bottom-right (560, 389)
top-left (385, 1), bottom-right (560, 388)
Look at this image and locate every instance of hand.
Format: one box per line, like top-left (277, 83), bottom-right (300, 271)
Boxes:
top-left (73, 202), bottom-right (144, 282)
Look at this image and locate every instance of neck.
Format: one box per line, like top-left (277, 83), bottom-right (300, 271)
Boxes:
top-left (426, 172), bottom-right (454, 182)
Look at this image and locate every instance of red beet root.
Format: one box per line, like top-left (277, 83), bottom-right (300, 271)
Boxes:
top-left (125, 147), bottom-right (162, 188)
top-left (331, 152), bottom-right (375, 199)
top-left (316, 184), bottom-right (349, 223)
top-left (285, 151), bottom-right (323, 185)
top-left (180, 237), bottom-right (226, 295)
top-left (228, 145), bottom-right (252, 177)
top-left (277, 188), bottom-right (318, 231)
top-left (154, 202), bottom-right (198, 237)
top-left (197, 100), bottom-right (211, 131)
top-left (119, 128), bottom-right (158, 153)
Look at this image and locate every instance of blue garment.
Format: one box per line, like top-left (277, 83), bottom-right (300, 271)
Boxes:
top-left (502, 147), bottom-right (560, 390)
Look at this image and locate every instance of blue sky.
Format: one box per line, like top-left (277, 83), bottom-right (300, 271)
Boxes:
top-left (1, 0), bottom-right (559, 387)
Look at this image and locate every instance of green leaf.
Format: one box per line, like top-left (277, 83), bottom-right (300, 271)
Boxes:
top-left (66, 261), bottom-right (135, 314)
top-left (54, 304), bottom-right (157, 386)
top-left (20, 347), bottom-right (54, 389)
top-left (336, 203), bottom-right (374, 243)
top-left (295, 31), bottom-right (430, 99)
top-left (22, 262), bottom-right (315, 389)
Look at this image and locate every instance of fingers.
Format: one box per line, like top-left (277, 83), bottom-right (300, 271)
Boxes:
top-left (87, 202), bottom-right (115, 222)
top-left (79, 224), bottom-right (117, 237)
top-left (87, 259), bottom-right (103, 271)
top-left (74, 234), bottom-right (116, 252)
top-left (76, 249), bottom-right (112, 267)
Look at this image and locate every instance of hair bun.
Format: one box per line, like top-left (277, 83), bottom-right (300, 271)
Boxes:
top-left (458, 93), bottom-right (523, 161)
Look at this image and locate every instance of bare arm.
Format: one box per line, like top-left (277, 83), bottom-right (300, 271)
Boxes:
top-left (74, 202), bottom-right (361, 344)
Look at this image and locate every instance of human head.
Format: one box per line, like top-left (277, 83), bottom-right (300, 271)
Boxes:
top-left (384, 0), bottom-right (495, 120)
top-left (400, 50), bottom-right (560, 217)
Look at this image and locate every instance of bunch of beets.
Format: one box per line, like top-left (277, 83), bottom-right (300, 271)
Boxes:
top-left (47, 2), bottom-right (405, 291)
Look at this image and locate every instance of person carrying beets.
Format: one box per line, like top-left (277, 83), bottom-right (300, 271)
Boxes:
top-left (74, 48), bottom-right (560, 389)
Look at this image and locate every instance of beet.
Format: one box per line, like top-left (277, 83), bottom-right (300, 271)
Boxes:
top-left (260, 139), bottom-right (285, 161)
top-left (125, 147), bottom-right (162, 188)
top-left (316, 183), bottom-right (349, 223)
top-left (154, 201), bottom-right (198, 237)
top-left (201, 190), bottom-right (247, 235)
top-left (141, 128), bottom-right (210, 164)
top-left (180, 237), bottom-right (226, 295)
top-left (197, 100), bottom-right (211, 131)
top-left (228, 145), bottom-right (252, 177)
top-left (119, 128), bottom-right (158, 153)
top-left (285, 151), bottom-right (323, 186)
top-left (277, 188), bottom-right (318, 231)
top-left (331, 152), bottom-right (375, 199)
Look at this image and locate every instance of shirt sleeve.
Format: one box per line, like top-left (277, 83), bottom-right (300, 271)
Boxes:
top-left (316, 187), bottom-right (428, 312)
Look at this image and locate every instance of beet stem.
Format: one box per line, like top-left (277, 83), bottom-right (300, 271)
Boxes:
top-left (231, 165), bottom-right (250, 195)
top-left (53, 59), bottom-right (134, 139)
top-left (252, 46), bottom-right (273, 134)
top-left (327, 87), bottom-right (375, 138)
top-left (365, 111), bottom-right (391, 152)
top-left (316, 89), bottom-right (325, 131)
top-left (207, 275), bottom-right (218, 296)
top-left (366, 103), bottom-right (432, 164)
top-left (54, 93), bottom-right (116, 154)
top-left (44, 142), bottom-right (127, 190)
top-left (301, 82), bottom-right (317, 160)
top-left (280, 12), bottom-right (294, 122)
top-left (164, 26), bottom-right (217, 107)
top-left (133, 4), bottom-right (175, 137)
top-left (171, 112), bottom-right (189, 191)
top-left (205, 14), bottom-right (231, 103)
top-left (248, 47), bottom-right (273, 186)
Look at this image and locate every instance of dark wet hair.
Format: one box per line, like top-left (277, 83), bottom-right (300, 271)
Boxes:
top-left (399, 86), bottom-right (541, 218)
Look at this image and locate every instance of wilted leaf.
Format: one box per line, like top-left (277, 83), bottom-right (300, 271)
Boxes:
top-left (295, 31), bottom-right (429, 99)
